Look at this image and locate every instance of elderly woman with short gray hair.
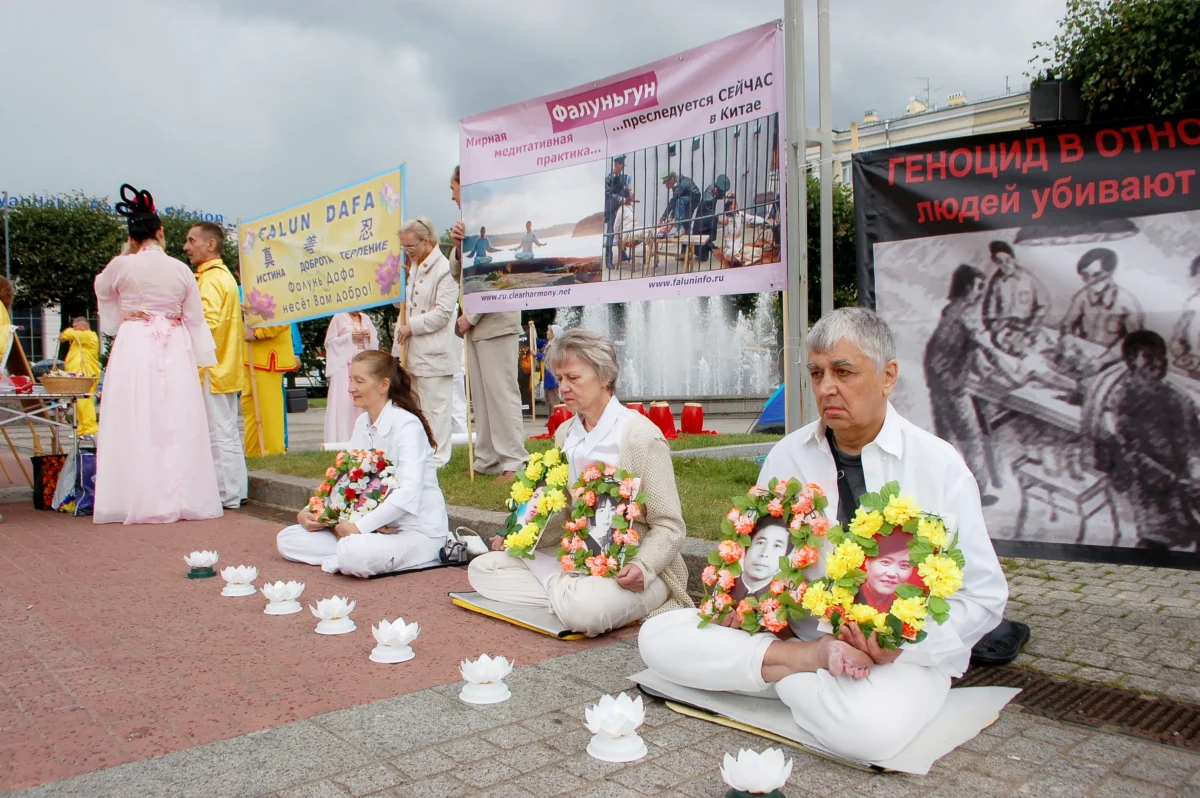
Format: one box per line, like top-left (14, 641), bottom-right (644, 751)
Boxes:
top-left (392, 216), bottom-right (459, 467)
top-left (467, 327), bottom-right (693, 636)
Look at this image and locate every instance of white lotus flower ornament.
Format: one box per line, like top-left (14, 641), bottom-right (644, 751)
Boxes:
top-left (184, 550), bottom-right (218, 579)
top-left (720, 748), bottom-right (793, 797)
top-left (369, 617), bottom-right (420, 663)
top-left (261, 581), bottom-right (305, 615)
top-left (458, 654), bottom-right (513, 704)
top-left (219, 565), bottom-right (258, 596)
top-left (584, 693), bottom-right (647, 762)
top-left (310, 596), bottom-right (356, 635)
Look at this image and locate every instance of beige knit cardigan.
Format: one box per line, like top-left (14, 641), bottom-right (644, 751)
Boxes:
top-left (537, 411), bottom-right (694, 616)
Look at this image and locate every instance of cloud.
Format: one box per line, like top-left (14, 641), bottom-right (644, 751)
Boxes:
top-left (0, 0), bottom-right (1065, 236)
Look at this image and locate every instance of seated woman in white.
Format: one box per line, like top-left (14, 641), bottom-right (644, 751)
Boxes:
top-left (467, 328), bottom-right (692, 637)
top-left (277, 350), bottom-right (449, 577)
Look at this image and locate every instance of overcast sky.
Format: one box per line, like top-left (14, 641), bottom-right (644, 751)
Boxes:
top-left (0, 0), bottom-right (1066, 233)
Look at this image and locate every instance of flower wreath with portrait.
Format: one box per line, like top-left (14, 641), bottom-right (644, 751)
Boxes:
top-left (801, 481), bottom-right (966, 648)
top-left (558, 463), bottom-right (643, 578)
top-left (306, 449), bottom-right (400, 525)
top-left (697, 477), bottom-right (834, 634)
top-left (502, 448), bottom-right (570, 559)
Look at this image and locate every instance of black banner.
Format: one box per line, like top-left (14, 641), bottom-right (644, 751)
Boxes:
top-left (853, 112), bottom-right (1200, 569)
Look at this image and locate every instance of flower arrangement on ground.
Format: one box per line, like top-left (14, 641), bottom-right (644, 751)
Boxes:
top-left (306, 449), bottom-right (399, 525)
top-left (802, 480), bottom-right (965, 648)
top-left (502, 448), bottom-right (570, 559)
top-left (558, 464), bottom-right (644, 578)
top-left (697, 478), bottom-right (833, 634)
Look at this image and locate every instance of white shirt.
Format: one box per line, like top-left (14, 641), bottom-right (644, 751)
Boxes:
top-left (758, 402), bottom-right (1009, 678)
top-left (561, 396), bottom-right (633, 483)
top-left (350, 402), bottom-right (449, 541)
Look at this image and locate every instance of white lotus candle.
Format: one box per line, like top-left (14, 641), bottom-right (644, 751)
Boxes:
top-left (219, 565), bottom-right (258, 597)
top-left (458, 654), bottom-right (513, 704)
top-left (720, 748), bottom-right (793, 798)
top-left (584, 693), bottom-right (647, 762)
top-left (184, 550), bottom-right (218, 579)
top-left (261, 580), bottom-right (305, 615)
top-left (369, 617), bottom-right (420, 663)
top-left (309, 596), bottom-right (356, 635)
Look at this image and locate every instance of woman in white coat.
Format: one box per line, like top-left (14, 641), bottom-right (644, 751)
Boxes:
top-left (323, 310), bottom-right (379, 444)
top-left (277, 350), bottom-right (450, 577)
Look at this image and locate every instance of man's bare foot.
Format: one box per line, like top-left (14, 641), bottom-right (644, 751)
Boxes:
top-left (816, 635), bottom-right (873, 679)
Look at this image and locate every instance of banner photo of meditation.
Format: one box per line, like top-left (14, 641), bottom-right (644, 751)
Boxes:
top-left (853, 111), bottom-right (1200, 568)
top-left (459, 20), bottom-right (786, 314)
top-left (238, 166), bottom-right (406, 328)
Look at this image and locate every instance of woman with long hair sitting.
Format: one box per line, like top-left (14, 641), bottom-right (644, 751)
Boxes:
top-left (92, 184), bottom-right (222, 524)
top-left (277, 350), bottom-right (450, 577)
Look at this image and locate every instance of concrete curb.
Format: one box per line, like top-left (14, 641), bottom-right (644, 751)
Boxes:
top-left (247, 470), bottom-right (718, 596)
top-left (670, 442), bottom-right (774, 461)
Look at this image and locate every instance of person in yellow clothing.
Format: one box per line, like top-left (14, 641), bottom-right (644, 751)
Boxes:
top-left (184, 222), bottom-right (247, 509)
top-left (59, 318), bottom-right (101, 436)
top-left (241, 323), bottom-right (297, 457)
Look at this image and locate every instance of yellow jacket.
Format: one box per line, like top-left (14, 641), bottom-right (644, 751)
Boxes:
top-left (243, 325), bottom-right (298, 373)
top-left (195, 259), bottom-right (245, 394)
top-left (0, 303), bottom-right (11, 370)
top-left (60, 329), bottom-right (101, 376)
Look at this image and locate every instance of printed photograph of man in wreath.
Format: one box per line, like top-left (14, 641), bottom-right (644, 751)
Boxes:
top-left (730, 518), bottom-right (793, 603)
top-left (856, 532), bottom-right (927, 614)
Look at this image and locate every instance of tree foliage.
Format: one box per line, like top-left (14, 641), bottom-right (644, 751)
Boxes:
top-left (1032, 0), bottom-right (1200, 123)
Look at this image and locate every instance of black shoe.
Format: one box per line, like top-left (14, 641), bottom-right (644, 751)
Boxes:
top-left (971, 620), bottom-right (1031, 667)
top-left (981, 494), bottom-right (999, 507)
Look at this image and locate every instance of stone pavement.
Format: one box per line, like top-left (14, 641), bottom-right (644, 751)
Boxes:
top-left (2, 500), bottom-right (1199, 796)
top-left (11, 637), bottom-right (1200, 798)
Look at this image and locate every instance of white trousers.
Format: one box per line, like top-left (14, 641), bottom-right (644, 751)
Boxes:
top-left (638, 609), bottom-right (951, 762)
top-left (467, 551), bottom-right (669, 637)
top-left (413, 374), bottom-right (454, 468)
top-left (276, 524), bottom-right (443, 578)
top-left (203, 378), bottom-right (248, 508)
top-left (452, 369), bottom-right (468, 436)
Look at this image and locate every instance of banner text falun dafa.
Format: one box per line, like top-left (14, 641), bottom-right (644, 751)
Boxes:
top-left (237, 167), bottom-right (407, 328)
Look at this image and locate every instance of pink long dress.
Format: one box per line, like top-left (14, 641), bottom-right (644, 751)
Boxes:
top-left (92, 246), bottom-right (223, 525)
top-left (323, 311), bottom-right (379, 443)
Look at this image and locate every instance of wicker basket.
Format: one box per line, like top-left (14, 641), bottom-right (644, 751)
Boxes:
top-left (38, 375), bottom-right (98, 394)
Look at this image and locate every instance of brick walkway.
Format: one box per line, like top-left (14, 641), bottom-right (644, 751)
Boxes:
top-left (0, 505), bottom-right (621, 792)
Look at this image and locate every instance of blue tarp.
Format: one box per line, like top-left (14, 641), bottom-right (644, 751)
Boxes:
top-left (754, 383), bottom-right (785, 432)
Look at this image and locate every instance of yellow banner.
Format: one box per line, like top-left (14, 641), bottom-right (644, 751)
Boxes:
top-left (238, 167), bottom-right (406, 327)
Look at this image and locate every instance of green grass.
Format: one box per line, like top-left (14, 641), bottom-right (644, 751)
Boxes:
top-left (306, 398), bottom-right (327, 409)
top-left (250, 438), bottom-right (759, 540)
top-left (667, 433), bottom-right (780, 451)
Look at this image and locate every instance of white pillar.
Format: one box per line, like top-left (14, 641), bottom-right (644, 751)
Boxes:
top-left (42, 305), bottom-right (62, 363)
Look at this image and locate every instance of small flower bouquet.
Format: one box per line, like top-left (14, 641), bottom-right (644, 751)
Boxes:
top-left (697, 478), bottom-right (833, 634)
top-left (558, 464), bottom-right (644, 578)
top-left (502, 448), bottom-right (570, 559)
top-left (306, 449), bottom-right (399, 525)
top-left (802, 480), bottom-right (966, 648)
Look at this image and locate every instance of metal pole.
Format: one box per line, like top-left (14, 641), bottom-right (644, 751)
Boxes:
top-left (3, 191), bottom-right (10, 281)
top-left (783, 0), bottom-right (811, 432)
top-left (818, 0), bottom-right (834, 318)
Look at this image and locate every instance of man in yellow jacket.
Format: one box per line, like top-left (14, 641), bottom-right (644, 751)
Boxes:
top-left (59, 317), bottom-right (101, 436)
top-left (184, 222), bottom-right (248, 509)
top-left (242, 324), bottom-right (297, 457)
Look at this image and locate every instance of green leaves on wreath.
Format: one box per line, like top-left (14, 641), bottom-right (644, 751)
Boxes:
top-left (927, 595), bottom-right (951, 624)
top-left (834, 569), bottom-right (867, 592)
top-left (907, 536), bottom-right (936, 566)
top-left (857, 480), bottom-right (901, 513)
top-left (893, 583), bottom-right (925, 600)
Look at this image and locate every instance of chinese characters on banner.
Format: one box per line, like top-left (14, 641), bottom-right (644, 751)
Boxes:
top-left (237, 167), bottom-right (406, 327)
top-left (853, 114), bottom-right (1200, 568)
top-left (458, 21), bottom-right (786, 314)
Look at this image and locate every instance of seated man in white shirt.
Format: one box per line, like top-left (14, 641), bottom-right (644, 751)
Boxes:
top-left (639, 307), bottom-right (1009, 762)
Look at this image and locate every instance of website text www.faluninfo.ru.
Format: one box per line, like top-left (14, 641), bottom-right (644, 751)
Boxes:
top-left (647, 273), bottom-right (724, 289)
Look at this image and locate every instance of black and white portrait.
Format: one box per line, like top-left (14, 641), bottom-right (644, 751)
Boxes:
top-left (730, 519), bottom-right (793, 602)
top-left (876, 210), bottom-right (1200, 554)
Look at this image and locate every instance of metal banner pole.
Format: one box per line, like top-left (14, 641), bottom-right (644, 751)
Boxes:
top-left (783, 0), bottom-right (811, 433)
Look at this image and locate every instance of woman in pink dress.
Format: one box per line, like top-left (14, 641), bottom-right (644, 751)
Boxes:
top-left (92, 184), bottom-right (222, 525)
top-left (323, 310), bottom-right (379, 443)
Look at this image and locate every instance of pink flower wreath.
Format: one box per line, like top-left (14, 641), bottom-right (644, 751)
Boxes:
top-left (697, 477), bottom-right (834, 634)
top-left (558, 463), bottom-right (644, 578)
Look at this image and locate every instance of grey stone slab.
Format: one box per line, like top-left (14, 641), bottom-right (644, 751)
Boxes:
top-left (510, 768), bottom-right (588, 798)
top-left (453, 758), bottom-right (522, 789)
top-left (481, 724), bottom-right (547, 750)
top-left (391, 748), bottom-right (456, 780)
top-left (278, 782), bottom-right (353, 798)
top-left (493, 742), bottom-right (564, 775)
top-left (640, 717), bottom-right (721, 751)
top-left (997, 734), bottom-right (1062, 765)
top-left (331, 763), bottom-right (405, 796)
top-left (1092, 776), bottom-right (1174, 798)
top-left (438, 737), bottom-right (502, 763)
top-left (313, 690), bottom-right (496, 759)
top-left (12, 720), bottom-right (373, 798)
top-left (609, 761), bottom-right (693, 793)
top-left (390, 774), bottom-right (470, 798)
top-left (1070, 733), bottom-right (1152, 764)
top-left (1118, 748), bottom-right (1200, 788)
top-left (560, 751), bottom-right (637, 781)
top-left (570, 784), bottom-right (647, 798)
top-left (651, 747), bottom-right (718, 777)
top-left (471, 786), bottom-right (539, 798)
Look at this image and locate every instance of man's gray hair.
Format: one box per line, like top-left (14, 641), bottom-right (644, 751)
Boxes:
top-left (545, 328), bottom-right (619, 391)
top-left (399, 217), bottom-right (436, 242)
top-left (807, 307), bottom-right (896, 371)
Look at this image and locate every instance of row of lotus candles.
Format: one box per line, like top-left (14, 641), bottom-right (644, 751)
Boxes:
top-left (183, 551), bottom-right (795, 794)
